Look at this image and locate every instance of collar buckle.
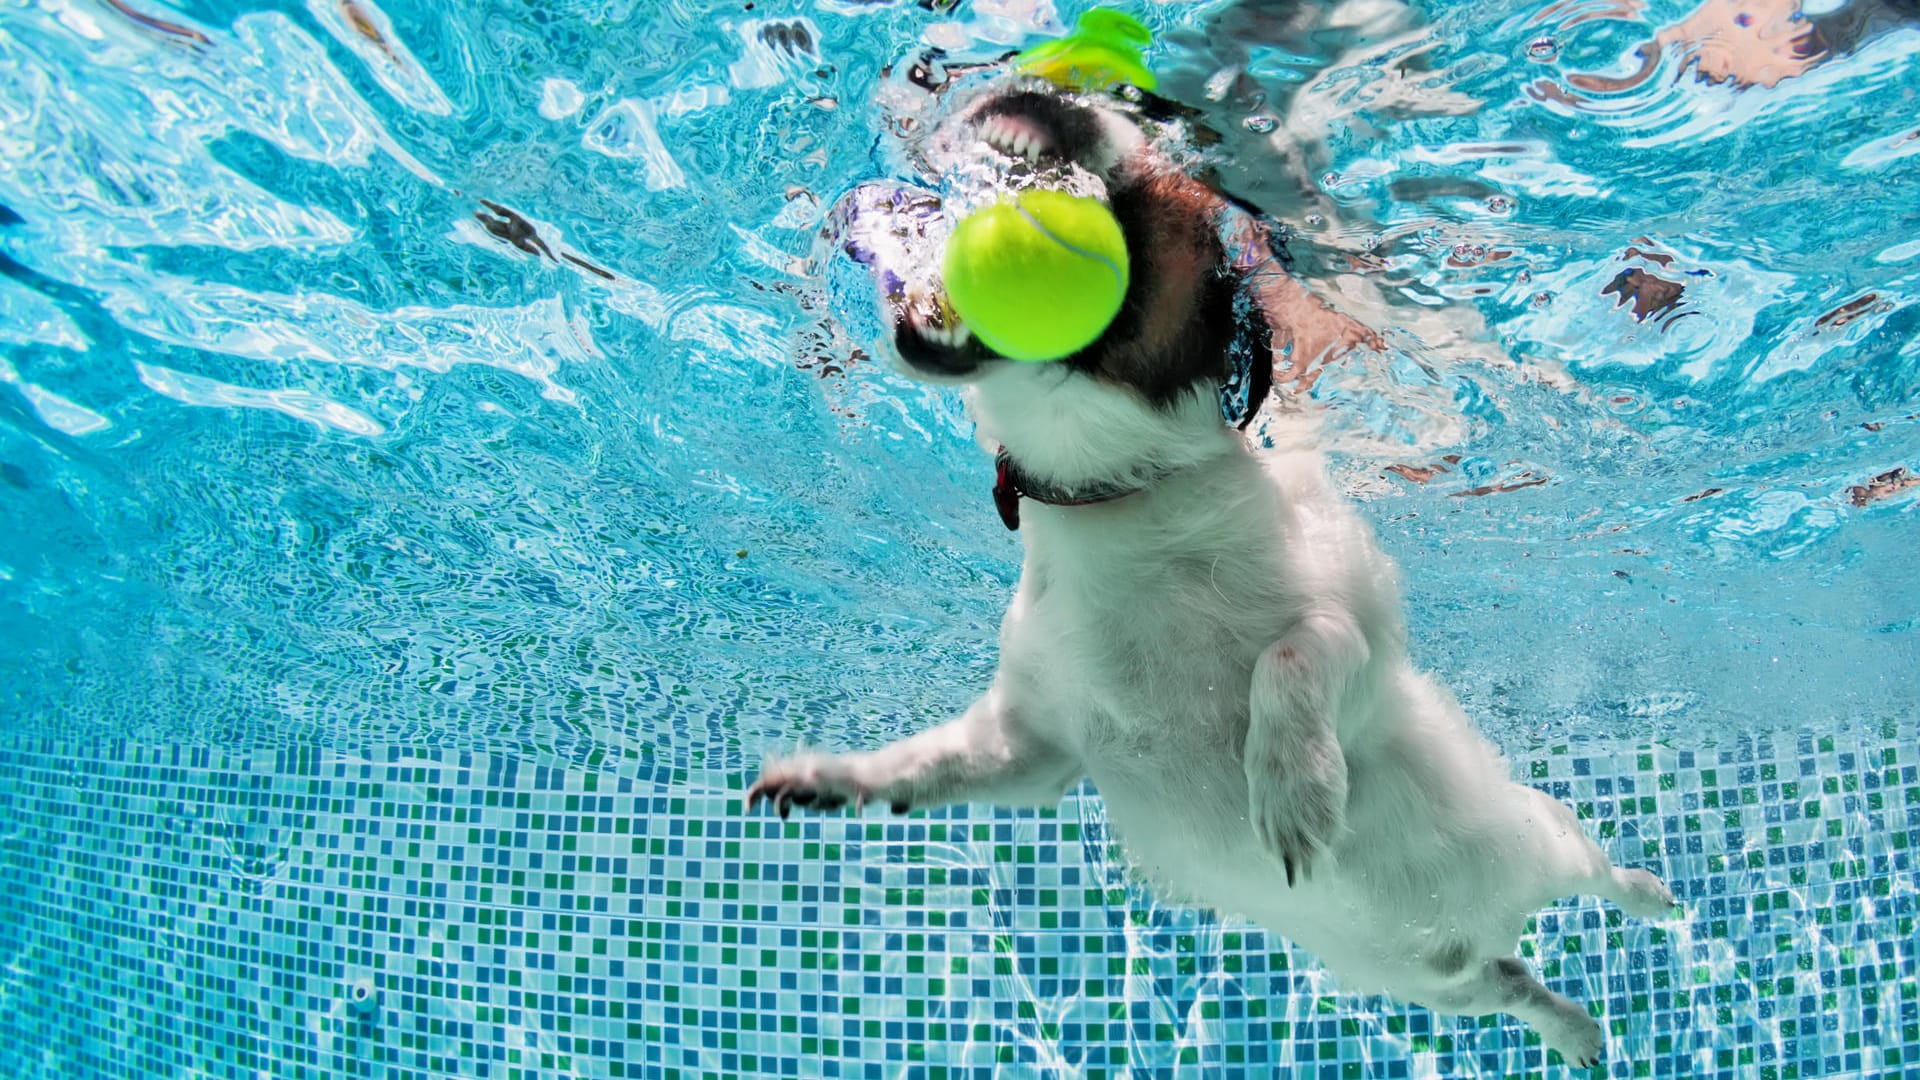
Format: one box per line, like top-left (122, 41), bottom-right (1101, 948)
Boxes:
top-left (992, 450), bottom-right (1023, 531)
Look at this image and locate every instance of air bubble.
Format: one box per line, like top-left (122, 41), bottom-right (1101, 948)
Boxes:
top-left (1451, 241), bottom-right (1488, 265)
top-left (1486, 195), bottom-right (1514, 215)
top-left (1526, 37), bottom-right (1559, 62)
top-left (1532, 291), bottom-right (1554, 307)
top-left (1243, 114), bottom-right (1277, 134)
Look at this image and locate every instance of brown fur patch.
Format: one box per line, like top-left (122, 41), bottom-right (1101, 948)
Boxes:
top-left (1079, 167), bottom-right (1236, 406)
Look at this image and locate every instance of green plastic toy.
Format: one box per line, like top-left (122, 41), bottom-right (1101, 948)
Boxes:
top-left (1013, 8), bottom-right (1156, 92)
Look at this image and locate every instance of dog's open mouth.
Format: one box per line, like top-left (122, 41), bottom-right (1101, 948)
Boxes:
top-left (822, 83), bottom-right (1120, 379)
top-left (972, 88), bottom-right (1104, 166)
top-left (823, 181), bottom-right (978, 376)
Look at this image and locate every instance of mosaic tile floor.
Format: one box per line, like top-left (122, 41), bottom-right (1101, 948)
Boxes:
top-left (0, 725), bottom-right (1912, 1079)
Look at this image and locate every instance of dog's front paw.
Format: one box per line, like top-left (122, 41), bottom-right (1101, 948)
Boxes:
top-left (745, 753), bottom-right (900, 819)
top-left (1246, 739), bottom-right (1348, 886)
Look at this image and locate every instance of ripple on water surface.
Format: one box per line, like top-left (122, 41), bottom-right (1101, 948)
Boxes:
top-left (0, 0), bottom-right (1915, 761)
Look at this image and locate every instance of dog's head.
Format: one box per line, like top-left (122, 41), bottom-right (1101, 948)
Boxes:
top-left (828, 76), bottom-right (1283, 485)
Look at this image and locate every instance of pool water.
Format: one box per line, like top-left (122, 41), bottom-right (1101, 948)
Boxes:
top-left (0, 0), bottom-right (1915, 1077)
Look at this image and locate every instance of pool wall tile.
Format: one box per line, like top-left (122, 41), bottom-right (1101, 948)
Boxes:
top-left (0, 730), bottom-right (1913, 1079)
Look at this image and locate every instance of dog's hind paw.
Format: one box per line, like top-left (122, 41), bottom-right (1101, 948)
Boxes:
top-left (1537, 1008), bottom-right (1604, 1070)
top-left (744, 753), bottom-right (883, 820)
top-left (1612, 867), bottom-right (1681, 920)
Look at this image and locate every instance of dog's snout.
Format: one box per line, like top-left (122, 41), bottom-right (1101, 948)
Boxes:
top-left (893, 321), bottom-right (987, 378)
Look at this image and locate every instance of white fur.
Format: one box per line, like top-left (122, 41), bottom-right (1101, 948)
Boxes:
top-left (749, 364), bottom-right (1676, 1066)
top-left (752, 84), bottom-right (1677, 1070)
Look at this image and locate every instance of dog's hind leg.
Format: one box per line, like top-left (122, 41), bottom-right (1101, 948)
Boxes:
top-left (745, 688), bottom-right (1083, 817)
top-left (1522, 787), bottom-right (1679, 919)
top-left (1429, 956), bottom-right (1604, 1070)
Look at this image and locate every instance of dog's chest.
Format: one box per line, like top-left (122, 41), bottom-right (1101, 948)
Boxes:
top-left (1004, 535), bottom-right (1283, 762)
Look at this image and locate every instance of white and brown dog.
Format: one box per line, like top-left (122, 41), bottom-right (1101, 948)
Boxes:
top-left (752, 75), bottom-right (1676, 1069)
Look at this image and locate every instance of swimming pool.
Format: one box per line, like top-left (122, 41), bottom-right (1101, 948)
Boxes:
top-left (0, 0), bottom-right (1915, 1075)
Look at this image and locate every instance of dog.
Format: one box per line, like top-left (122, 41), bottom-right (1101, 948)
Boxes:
top-left (750, 73), bottom-right (1677, 1069)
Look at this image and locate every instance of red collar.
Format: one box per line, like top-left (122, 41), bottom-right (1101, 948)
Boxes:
top-left (991, 447), bottom-right (1158, 530)
top-left (991, 307), bottom-right (1274, 531)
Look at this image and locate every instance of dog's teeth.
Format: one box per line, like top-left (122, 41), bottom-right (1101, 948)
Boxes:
top-left (983, 119), bottom-right (1013, 155)
top-left (981, 115), bottom-right (1049, 161)
top-left (910, 311), bottom-right (968, 350)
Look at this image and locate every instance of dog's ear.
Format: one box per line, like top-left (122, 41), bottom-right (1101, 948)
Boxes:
top-left (1225, 213), bottom-right (1382, 403)
top-left (1222, 214), bottom-right (1292, 426)
top-left (1222, 265), bottom-right (1276, 432)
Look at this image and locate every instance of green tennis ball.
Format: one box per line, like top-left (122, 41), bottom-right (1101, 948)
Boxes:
top-left (942, 189), bottom-right (1130, 362)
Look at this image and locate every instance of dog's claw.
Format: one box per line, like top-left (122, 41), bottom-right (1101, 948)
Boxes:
top-left (1255, 807), bottom-right (1333, 887)
top-left (1248, 748), bottom-right (1346, 888)
top-left (743, 755), bottom-right (871, 821)
top-left (1540, 1005), bottom-right (1605, 1070)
